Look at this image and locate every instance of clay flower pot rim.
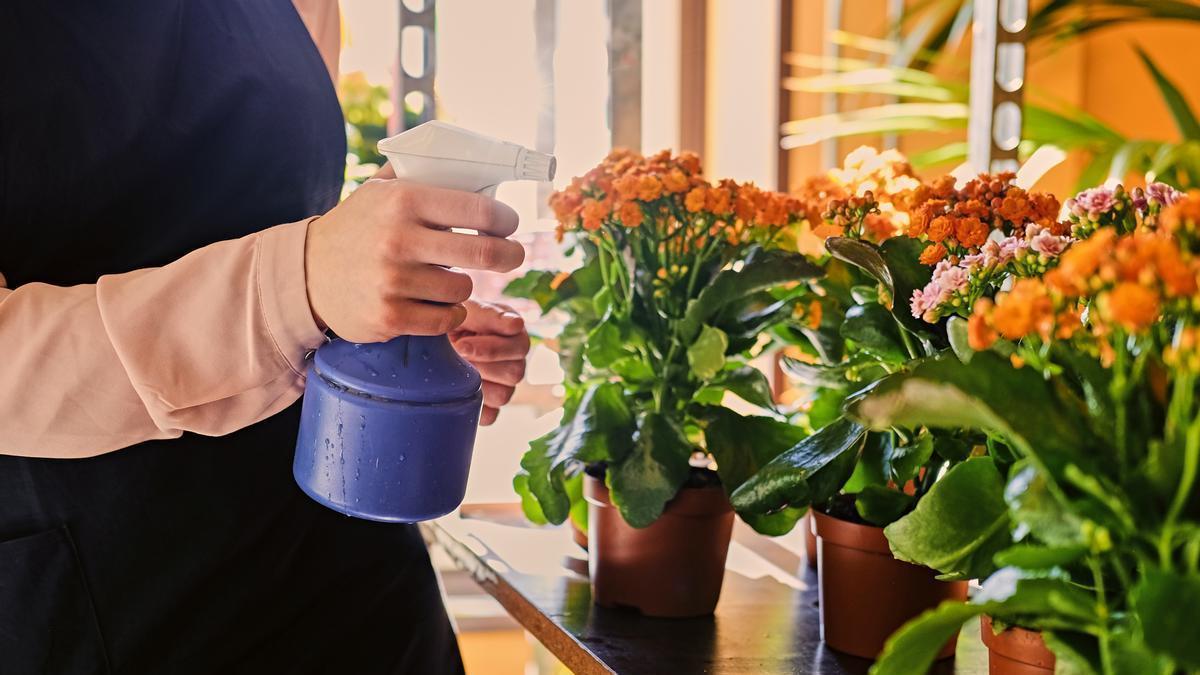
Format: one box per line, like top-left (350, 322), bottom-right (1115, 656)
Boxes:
top-left (980, 615), bottom-right (1056, 668)
top-left (811, 508), bottom-right (893, 555)
top-left (584, 475), bottom-right (733, 518)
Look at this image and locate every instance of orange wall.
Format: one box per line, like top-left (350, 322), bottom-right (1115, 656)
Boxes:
top-left (782, 1), bottom-right (1200, 196)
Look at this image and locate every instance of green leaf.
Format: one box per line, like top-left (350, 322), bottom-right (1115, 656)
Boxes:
top-left (870, 600), bottom-right (985, 675)
top-left (825, 237), bottom-right (892, 292)
top-left (781, 356), bottom-right (851, 389)
top-left (729, 416), bottom-right (866, 514)
top-left (702, 407), bottom-right (810, 534)
top-left (993, 543), bottom-right (1086, 570)
top-left (608, 412), bottom-right (694, 528)
top-left (700, 366), bottom-right (777, 411)
top-left (879, 236), bottom-right (938, 337)
top-left (946, 315), bottom-right (973, 363)
top-left (1136, 46), bottom-right (1200, 141)
top-left (513, 473), bottom-right (548, 525)
top-left (841, 303), bottom-right (907, 362)
top-left (503, 270), bottom-right (557, 310)
top-left (889, 432), bottom-right (934, 484)
top-left (856, 485), bottom-right (914, 526)
top-left (518, 383), bottom-right (636, 524)
top-left (585, 320), bottom-right (624, 369)
top-left (808, 387), bottom-right (849, 431)
top-left (610, 356), bottom-right (654, 382)
top-left (872, 568), bottom-right (1100, 675)
top-left (884, 457), bottom-right (1012, 579)
top-left (847, 352), bottom-right (1094, 478)
top-left (826, 236), bottom-right (936, 338)
top-left (1041, 632), bottom-right (1100, 675)
top-left (1132, 568), bottom-right (1200, 669)
top-left (565, 471), bottom-right (587, 534)
top-left (687, 325), bottom-right (729, 380)
top-left (680, 246), bottom-right (823, 342)
top-left (1005, 463), bottom-right (1086, 547)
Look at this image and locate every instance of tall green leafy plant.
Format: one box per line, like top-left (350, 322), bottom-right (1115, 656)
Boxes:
top-left (508, 149), bottom-right (823, 531)
top-left (857, 186), bottom-right (1200, 674)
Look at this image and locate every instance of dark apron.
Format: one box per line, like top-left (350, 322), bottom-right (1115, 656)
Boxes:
top-left (0, 2), bottom-right (464, 673)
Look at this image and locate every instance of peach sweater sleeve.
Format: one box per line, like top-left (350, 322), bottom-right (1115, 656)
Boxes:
top-left (0, 220), bottom-right (328, 459)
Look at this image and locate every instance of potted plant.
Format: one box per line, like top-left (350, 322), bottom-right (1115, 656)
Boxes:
top-left (507, 148), bottom-right (823, 617)
top-left (854, 186), bottom-right (1200, 675)
top-left (735, 166), bottom-right (1068, 660)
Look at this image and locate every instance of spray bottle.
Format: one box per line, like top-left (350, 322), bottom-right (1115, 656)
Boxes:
top-left (293, 121), bottom-right (556, 522)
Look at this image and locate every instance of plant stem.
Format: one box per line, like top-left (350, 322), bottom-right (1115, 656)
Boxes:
top-left (1160, 405), bottom-right (1200, 567)
top-left (1088, 557), bottom-right (1115, 675)
top-left (896, 320), bottom-right (920, 359)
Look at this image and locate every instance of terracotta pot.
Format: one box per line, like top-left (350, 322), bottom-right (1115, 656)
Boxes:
top-left (812, 510), bottom-right (969, 660)
top-left (980, 615), bottom-right (1055, 674)
top-left (569, 517), bottom-right (589, 550)
top-left (805, 512), bottom-right (818, 569)
top-left (584, 474), bottom-right (734, 617)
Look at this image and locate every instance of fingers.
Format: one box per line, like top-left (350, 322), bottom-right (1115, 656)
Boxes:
top-left (457, 301), bottom-right (525, 336)
top-left (474, 360), bottom-right (526, 387)
top-left (414, 229), bottom-right (525, 272)
top-left (397, 265), bottom-right (473, 305)
top-left (398, 183), bottom-right (519, 236)
top-left (480, 406), bottom-right (499, 426)
top-left (482, 381), bottom-right (515, 409)
top-left (455, 335), bottom-right (531, 363)
top-left (382, 300), bottom-right (467, 336)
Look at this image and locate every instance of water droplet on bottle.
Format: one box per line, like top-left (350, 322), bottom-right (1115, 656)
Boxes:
top-left (399, 454), bottom-right (407, 462)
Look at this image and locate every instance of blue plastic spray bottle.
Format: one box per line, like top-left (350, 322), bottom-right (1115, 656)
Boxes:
top-left (292, 121), bottom-right (556, 522)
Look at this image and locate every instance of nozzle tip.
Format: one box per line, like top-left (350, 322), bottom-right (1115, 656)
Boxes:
top-left (520, 150), bottom-right (556, 182)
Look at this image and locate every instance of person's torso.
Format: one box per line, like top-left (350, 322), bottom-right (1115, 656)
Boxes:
top-left (0, 0), bottom-right (345, 285)
top-left (0, 4), bottom-right (462, 674)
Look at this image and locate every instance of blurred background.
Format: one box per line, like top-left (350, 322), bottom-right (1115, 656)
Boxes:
top-left (329, 1), bottom-right (1200, 672)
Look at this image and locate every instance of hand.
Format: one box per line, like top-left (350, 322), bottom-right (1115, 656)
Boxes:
top-left (304, 169), bottom-right (525, 343)
top-left (450, 300), bottom-right (530, 426)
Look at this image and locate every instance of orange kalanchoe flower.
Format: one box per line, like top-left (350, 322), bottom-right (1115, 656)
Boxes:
top-left (954, 216), bottom-right (989, 248)
top-left (581, 198), bottom-right (609, 231)
top-left (1103, 282), bottom-right (1160, 333)
top-left (617, 201), bottom-right (644, 228)
top-left (662, 168), bottom-right (689, 193)
top-left (636, 175), bottom-right (663, 201)
top-left (926, 216), bottom-right (954, 243)
top-left (919, 243), bottom-right (948, 265)
top-left (990, 279), bottom-right (1056, 341)
top-left (967, 298), bottom-right (999, 350)
top-left (685, 186), bottom-right (708, 213)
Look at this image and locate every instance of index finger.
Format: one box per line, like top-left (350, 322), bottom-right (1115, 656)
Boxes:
top-left (400, 183), bottom-right (520, 237)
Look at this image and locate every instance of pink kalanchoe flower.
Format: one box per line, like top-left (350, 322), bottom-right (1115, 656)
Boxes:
top-left (996, 235), bottom-right (1027, 264)
top-left (910, 285), bottom-right (937, 320)
top-left (1146, 182), bottom-right (1183, 208)
top-left (1069, 187), bottom-right (1116, 221)
top-left (931, 260), bottom-right (969, 294)
top-left (1029, 229), bottom-right (1071, 257)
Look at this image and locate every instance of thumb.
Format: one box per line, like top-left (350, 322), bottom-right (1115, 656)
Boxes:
top-left (373, 161), bottom-right (396, 180)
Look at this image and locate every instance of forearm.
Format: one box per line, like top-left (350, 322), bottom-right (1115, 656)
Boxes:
top-left (0, 219), bottom-right (326, 458)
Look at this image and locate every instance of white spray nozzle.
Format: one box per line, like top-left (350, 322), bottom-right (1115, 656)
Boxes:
top-left (377, 121), bottom-right (556, 194)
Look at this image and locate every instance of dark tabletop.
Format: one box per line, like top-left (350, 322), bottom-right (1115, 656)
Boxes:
top-left (421, 504), bottom-right (987, 675)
